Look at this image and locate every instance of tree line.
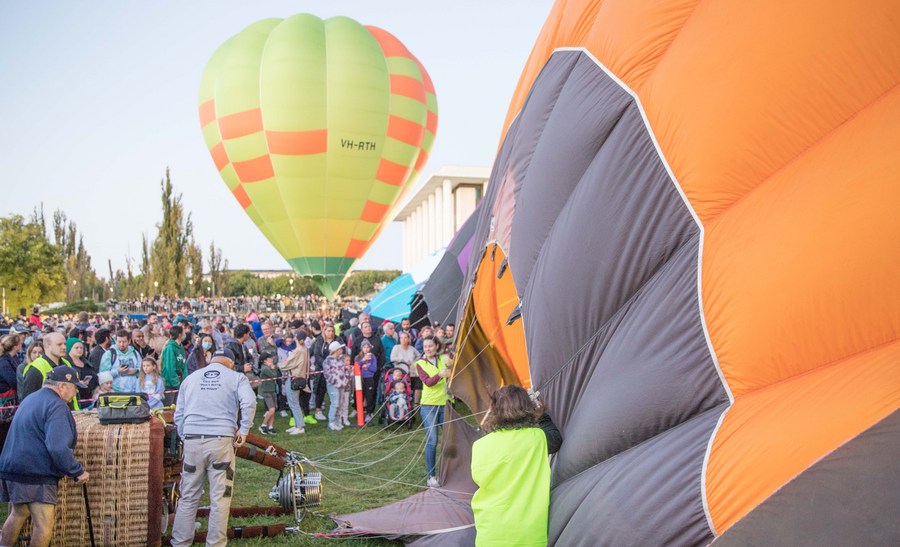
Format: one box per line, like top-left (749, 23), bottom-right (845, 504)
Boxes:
top-left (0, 168), bottom-right (399, 314)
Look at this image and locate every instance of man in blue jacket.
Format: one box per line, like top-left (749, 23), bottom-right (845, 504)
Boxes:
top-left (0, 366), bottom-right (90, 547)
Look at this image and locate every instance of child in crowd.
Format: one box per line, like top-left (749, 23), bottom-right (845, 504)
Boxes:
top-left (341, 354), bottom-right (353, 426)
top-left (322, 341), bottom-right (347, 431)
top-left (258, 351), bottom-right (280, 434)
top-left (391, 368), bottom-right (406, 385)
top-left (91, 371), bottom-right (114, 407)
top-left (139, 356), bottom-right (166, 409)
top-left (388, 380), bottom-right (409, 421)
top-left (354, 340), bottom-right (378, 422)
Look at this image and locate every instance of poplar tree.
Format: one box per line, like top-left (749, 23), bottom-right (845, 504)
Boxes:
top-left (149, 168), bottom-right (198, 296)
top-left (207, 241), bottom-right (229, 297)
top-left (52, 210), bottom-right (100, 302)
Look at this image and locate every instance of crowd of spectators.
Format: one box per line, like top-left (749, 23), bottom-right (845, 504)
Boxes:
top-left (0, 302), bottom-right (457, 430)
top-left (105, 294), bottom-right (341, 316)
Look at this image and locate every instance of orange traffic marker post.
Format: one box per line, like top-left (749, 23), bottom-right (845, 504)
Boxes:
top-left (354, 362), bottom-right (365, 427)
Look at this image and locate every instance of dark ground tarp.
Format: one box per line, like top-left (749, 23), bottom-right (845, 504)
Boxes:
top-left (333, 406), bottom-right (480, 545)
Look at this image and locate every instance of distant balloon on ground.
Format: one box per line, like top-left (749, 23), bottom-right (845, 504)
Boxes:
top-left (198, 14), bottom-right (437, 298)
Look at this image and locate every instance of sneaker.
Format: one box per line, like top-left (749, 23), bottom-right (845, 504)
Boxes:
top-left (342, 418), bottom-right (351, 426)
top-left (349, 409), bottom-right (357, 418)
top-left (364, 413), bottom-right (373, 424)
top-left (285, 427), bottom-right (299, 434)
top-left (280, 410), bottom-right (289, 417)
top-left (268, 428), bottom-right (277, 434)
top-left (303, 415), bottom-right (318, 425)
top-left (288, 427), bottom-right (305, 435)
top-left (426, 476), bottom-right (440, 488)
top-left (314, 411), bottom-right (327, 421)
top-left (258, 425), bottom-right (269, 435)
top-left (327, 423), bottom-right (341, 431)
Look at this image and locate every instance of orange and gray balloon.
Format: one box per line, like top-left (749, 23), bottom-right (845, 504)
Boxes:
top-left (334, 0), bottom-right (900, 544)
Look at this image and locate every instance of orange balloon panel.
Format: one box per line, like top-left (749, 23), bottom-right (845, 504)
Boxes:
top-left (703, 86), bottom-right (900, 395)
top-left (706, 341), bottom-right (900, 532)
top-left (471, 245), bottom-right (530, 389)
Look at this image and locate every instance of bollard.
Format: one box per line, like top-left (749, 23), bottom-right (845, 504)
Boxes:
top-left (354, 362), bottom-right (364, 426)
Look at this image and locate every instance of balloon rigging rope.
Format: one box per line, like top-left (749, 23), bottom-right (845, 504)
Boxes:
top-left (305, 301), bottom-right (499, 485)
top-left (318, 464), bottom-right (475, 497)
top-left (313, 315), bottom-right (488, 461)
top-left (311, 409), bottom-right (423, 469)
top-left (313, 434), bottom-right (427, 489)
top-left (312, 404), bottom-right (487, 463)
top-left (433, 275), bottom-right (473, 330)
top-left (447, 315), bottom-right (508, 387)
top-left (315, 427), bottom-right (476, 497)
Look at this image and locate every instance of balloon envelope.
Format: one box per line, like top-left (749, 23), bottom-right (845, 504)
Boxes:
top-left (199, 14), bottom-right (437, 298)
top-left (333, 0), bottom-right (900, 544)
top-left (363, 249), bottom-right (444, 324)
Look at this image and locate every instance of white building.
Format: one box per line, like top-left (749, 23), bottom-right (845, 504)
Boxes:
top-left (394, 165), bottom-right (490, 272)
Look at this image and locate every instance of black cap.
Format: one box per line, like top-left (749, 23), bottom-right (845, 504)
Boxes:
top-left (47, 366), bottom-right (89, 388)
top-left (258, 350), bottom-right (276, 363)
top-left (212, 347), bottom-right (236, 362)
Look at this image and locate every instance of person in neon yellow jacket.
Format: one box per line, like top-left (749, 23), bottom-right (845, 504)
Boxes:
top-left (471, 385), bottom-right (550, 546)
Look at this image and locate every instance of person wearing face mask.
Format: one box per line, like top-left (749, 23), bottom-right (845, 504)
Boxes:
top-left (186, 334), bottom-right (216, 375)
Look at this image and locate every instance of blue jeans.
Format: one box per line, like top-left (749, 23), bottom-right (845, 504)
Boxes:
top-left (309, 374), bottom-right (323, 411)
top-left (419, 405), bottom-right (444, 478)
top-left (326, 383), bottom-right (341, 427)
top-left (285, 384), bottom-right (304, 429)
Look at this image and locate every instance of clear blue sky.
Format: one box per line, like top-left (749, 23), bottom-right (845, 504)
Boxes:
top-left (0, 1), bottom-right (552, 276)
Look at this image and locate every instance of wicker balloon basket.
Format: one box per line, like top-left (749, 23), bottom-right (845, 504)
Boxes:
top-left (22, 412), bottom-right (165, 546)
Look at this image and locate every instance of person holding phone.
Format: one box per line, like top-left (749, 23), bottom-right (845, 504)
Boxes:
top-left (99, 329), bottom-right (141, 393)
top-left (66, 337), bottom-right (96, 402)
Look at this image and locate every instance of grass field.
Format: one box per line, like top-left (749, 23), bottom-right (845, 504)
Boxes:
top-left (3, 401), bottom-right (437, 546)
top-left (217, 402), bottom-right (429, 546)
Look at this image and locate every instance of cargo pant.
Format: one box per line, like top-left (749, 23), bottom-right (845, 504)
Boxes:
top-left (171, 437), bottom-right (235, 547)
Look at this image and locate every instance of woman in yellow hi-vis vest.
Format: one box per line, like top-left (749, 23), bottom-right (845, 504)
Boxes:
top-left (414, 336), bottom-right (451, 488)
top-left (471, 385), bottom-right (550, 546)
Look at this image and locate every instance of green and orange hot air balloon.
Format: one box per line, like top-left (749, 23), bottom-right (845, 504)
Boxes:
top-left (198, 14), bottom-right (437, 298)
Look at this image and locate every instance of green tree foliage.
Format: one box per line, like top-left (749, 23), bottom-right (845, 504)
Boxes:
top-left (222, 271), bottom-right (319, 298)
top-left (186, 242), bottom-right (203, 297)
top-left (140, 234), bottom-right (151, 295)
top-left (52, 210), bottom-right (102, 302)
top-left (207, 242), bottom-right (230, 297)
top-left (340, 270), bottom-right (401, 297)
top-left (148, 168), bottom-right (202, 296)
top-left (0, 214), bottom-right (67, 313)
top-left (50, 300), bottom-right (102, 315)
top-left (215, 270), bottom-right (399, 299)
